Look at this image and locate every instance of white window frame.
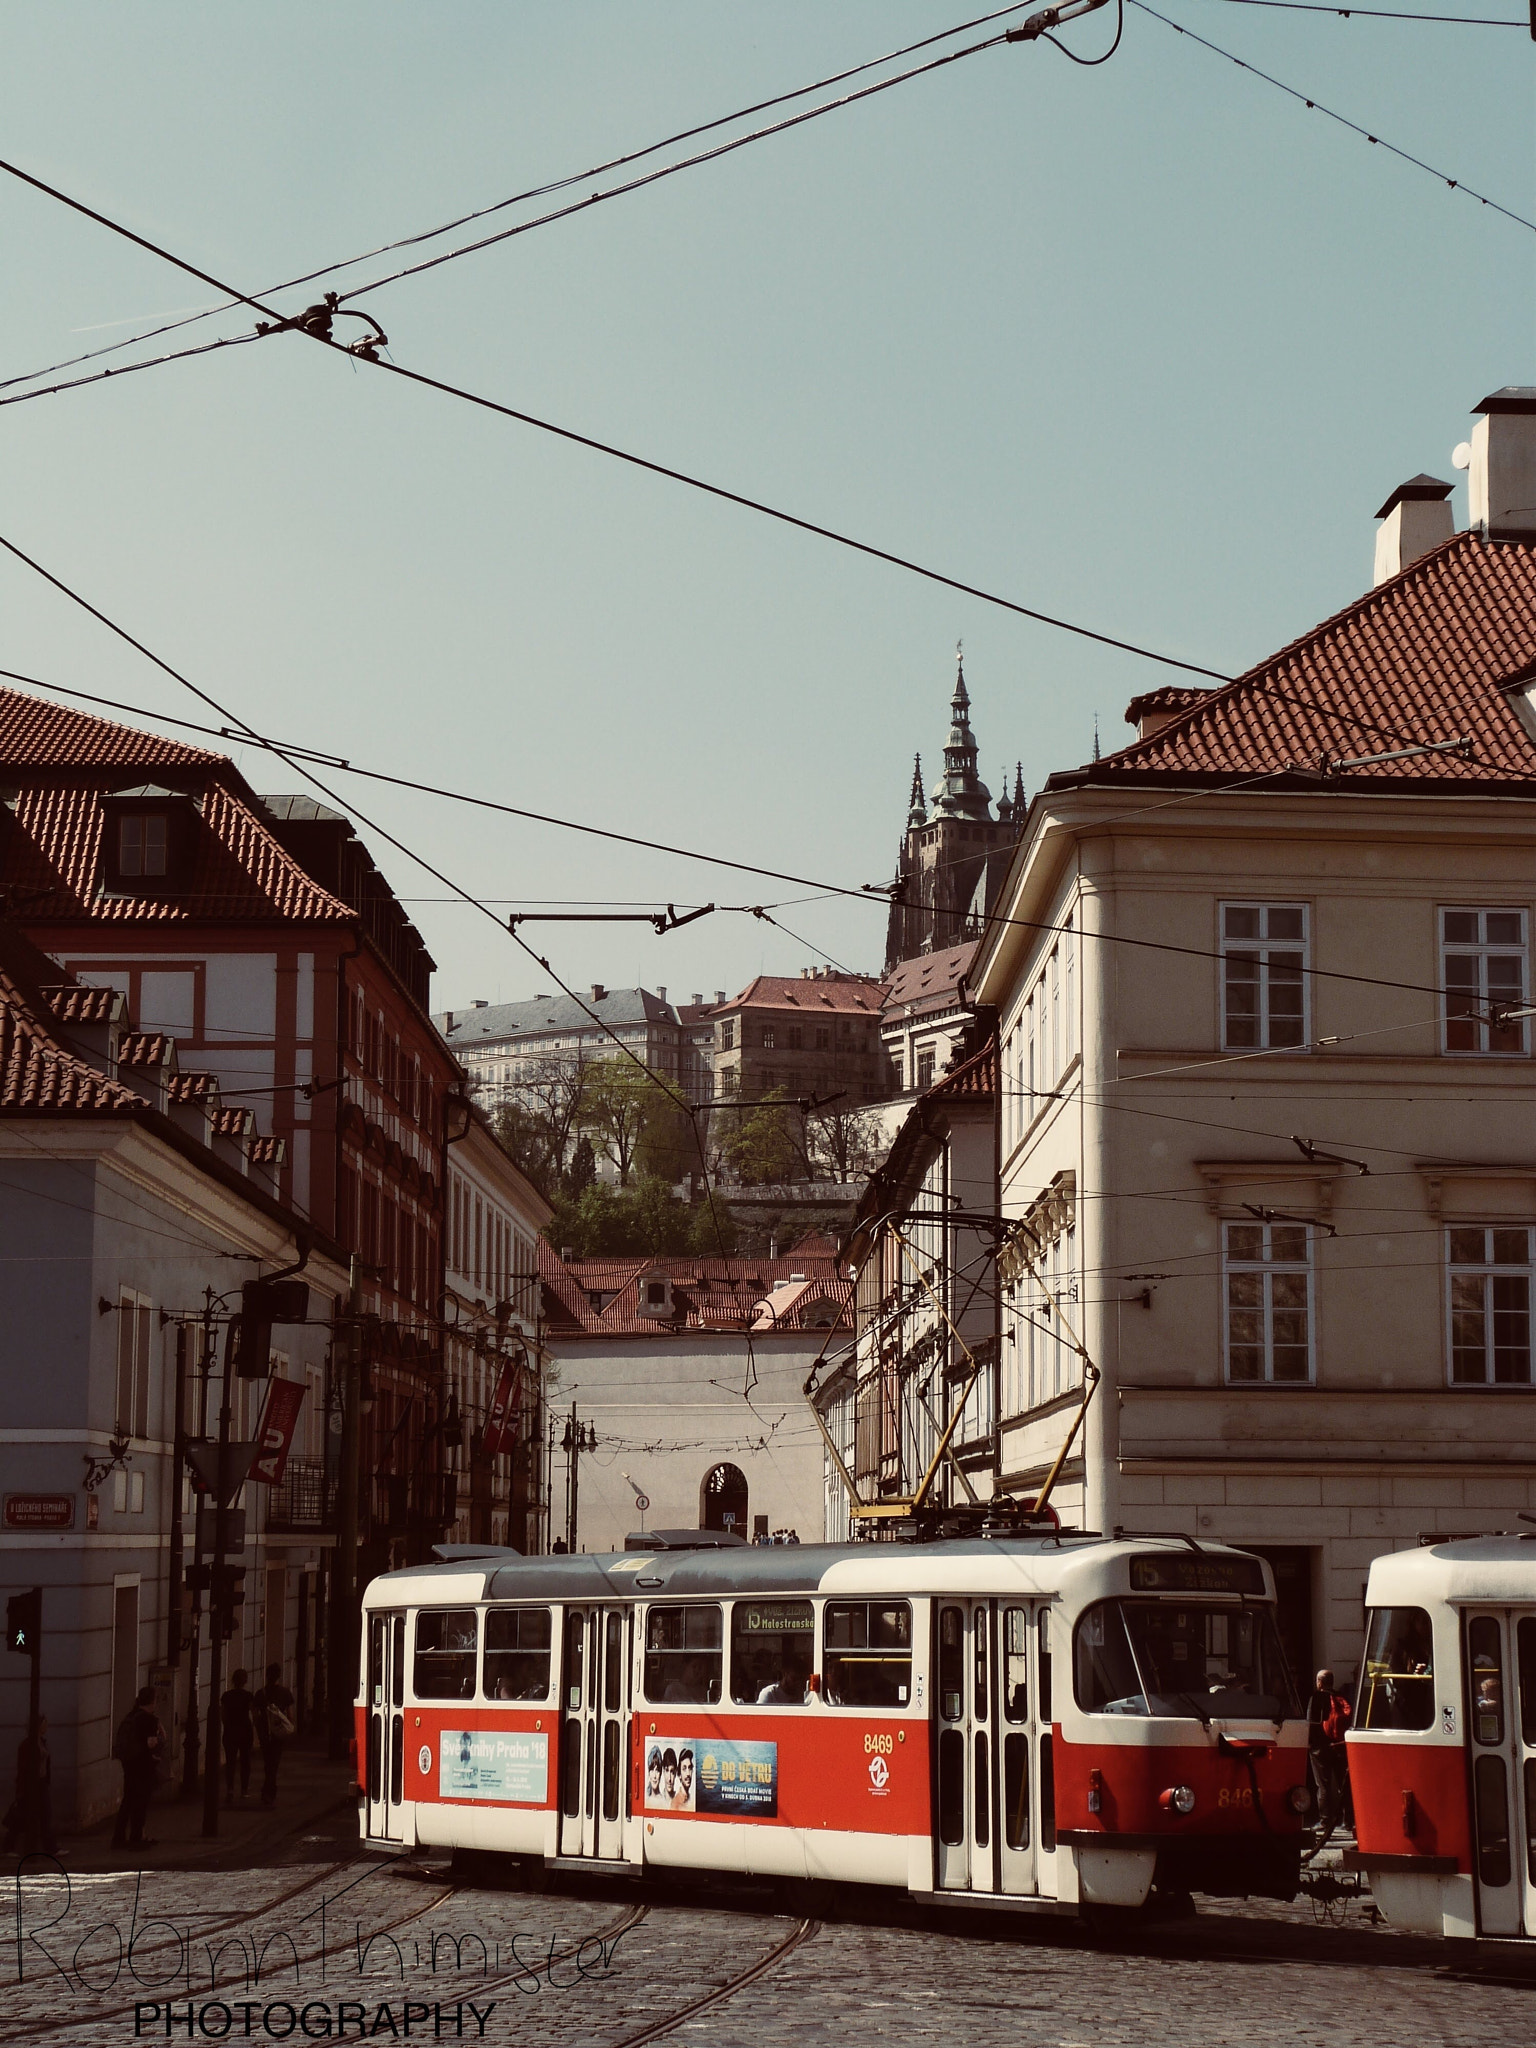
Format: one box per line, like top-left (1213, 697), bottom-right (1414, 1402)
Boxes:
top-left (1446, 1224), bottom-right (1534, 1386)
top-left (1220, 902), bottom-right (1310, 1053)
top-left (1222, 1220), bottom-right (1314, 1385)
top-left (1439, 907), bottom-right (1529, 1057)
top-left (115, 1288), bottom-right (153, 1439)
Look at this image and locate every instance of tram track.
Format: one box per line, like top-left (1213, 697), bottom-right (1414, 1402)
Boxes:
top-left (608, 1913), bottom-right (820, 2048)
top-left (0, 1863), bottom-right (458, 2045)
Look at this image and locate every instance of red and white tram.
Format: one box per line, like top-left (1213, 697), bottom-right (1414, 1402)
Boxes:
top-left (357, 1531), bottom-right (1312, 1913)
top-left (1350, 1537), bottom-right (1536, 1941)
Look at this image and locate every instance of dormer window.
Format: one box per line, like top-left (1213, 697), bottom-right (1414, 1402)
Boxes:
top-left (118, 812), bottom-right (168, 878)
top-left (101, 785), bottom-right (191, 895)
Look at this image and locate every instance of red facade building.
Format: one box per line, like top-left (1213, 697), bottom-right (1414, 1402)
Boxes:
top-left (0, 687), bottom-right (461, 1574)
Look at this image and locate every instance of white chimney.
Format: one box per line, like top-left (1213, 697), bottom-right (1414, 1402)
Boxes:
top-left (1468, 388), bottom-right (1536, 542)
top-left (1373, 475), bottom-right (1453, 586)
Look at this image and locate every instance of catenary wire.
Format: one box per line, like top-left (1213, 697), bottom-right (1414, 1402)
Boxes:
top-left (0, 151), bottom-right (1229, 683)
top-left (1208, 0), bottom-right (1524, 22)
top-left (1130, 0), bottom-right (1536, 232)
top-left (0, 539), bottom-right (765, 1388)
top-left (331, 27), bottom-right (1020, 306)
top-left (0, 3), bottom-right (1040, 396)
top-left (1, 660), bottom-right (1524, 1018)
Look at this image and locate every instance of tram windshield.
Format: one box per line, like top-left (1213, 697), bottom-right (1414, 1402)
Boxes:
top-left (1074, 1600), bottom-right (1298, 1721)
top-left (1357, 1607), bottom-right (1434, 1731)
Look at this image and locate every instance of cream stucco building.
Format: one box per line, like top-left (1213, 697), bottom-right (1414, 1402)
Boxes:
top-left (972, 394), bottom-right (1536, 1683)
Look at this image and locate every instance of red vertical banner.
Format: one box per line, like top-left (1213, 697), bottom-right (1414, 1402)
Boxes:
top-left (482, 1360), bottom-right (522, 1456)
top-left (249, 1378), bottom-right (306, 1486)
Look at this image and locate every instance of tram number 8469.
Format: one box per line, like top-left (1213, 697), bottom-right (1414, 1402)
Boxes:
top-left (864, 1732), bottom-right (893, 1757)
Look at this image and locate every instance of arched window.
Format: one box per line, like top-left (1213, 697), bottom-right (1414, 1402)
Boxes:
top-left (700, 1462), bottom-right (748, 1535)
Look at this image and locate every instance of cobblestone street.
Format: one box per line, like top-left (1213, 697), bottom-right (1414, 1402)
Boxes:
top-left (6, 1807), bottom-right (1534, 2048)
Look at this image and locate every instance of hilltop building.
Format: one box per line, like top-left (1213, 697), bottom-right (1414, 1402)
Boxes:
top-left (883, 651), bottom-right (1024, 973)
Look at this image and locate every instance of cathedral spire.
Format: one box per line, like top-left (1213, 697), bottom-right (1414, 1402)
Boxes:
top-left (906, 752), bottom-right (926, 830)
top-left (930, 645), bottom-right (991, 822)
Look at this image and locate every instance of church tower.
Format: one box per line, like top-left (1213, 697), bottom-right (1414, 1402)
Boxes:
top-left (884, 650), bottom-right (1024, 974)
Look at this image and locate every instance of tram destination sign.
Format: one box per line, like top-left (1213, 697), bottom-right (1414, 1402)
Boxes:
top-left (1129, 1555), bottom-right (1266, 1596)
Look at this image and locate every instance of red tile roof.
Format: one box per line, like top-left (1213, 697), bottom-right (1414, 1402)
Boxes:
top-left (0, 932), bottom-right (144, 1116)
top-left (0, 688), bottom-right (224, 771)
top-left (40, 984), bottom-right (122, 1025)
top-left (168, 1071), bottom-right (219, 1102)
top-left (118, 1032), bottom-right (173, 1069)
top-left (1080, 534), bottom-right (1536, 789)
top-left (250, 1133), bottom-right (286, 1165)
top-left (725, 974), bottom-right (883, 1014)
top-left (538, 1240), bottom-right (852, 1337)
top-left (0, 733), bottom-right (353, 926)
top-left (926, 1036), bottom-right (996, 1100)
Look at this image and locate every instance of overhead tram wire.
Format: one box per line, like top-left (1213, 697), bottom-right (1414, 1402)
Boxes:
top-left (1129, 0), bottom-right (1536, 233)
top-left (0, 1), bottom-right (1042, 397)
top-left (0, 538), bottom-right (749, 1295)
top-left (1208, 0), bottom-right (1524, 22)
top-left (2, 655), bottom-right (1524, 1018)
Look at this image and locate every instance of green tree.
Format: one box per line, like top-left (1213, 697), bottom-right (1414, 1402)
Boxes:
top-left (584, 1063), bottom-right (687, 1188)
top-left (720, 1090), bottom-right (802, 1186)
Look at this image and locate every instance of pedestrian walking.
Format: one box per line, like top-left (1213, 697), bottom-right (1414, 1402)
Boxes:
top-left (221, 1669), bottom-right (255, 1803)
top-left (1307, 1666), bottom-right (1353, 1839)
top-left (253, 1663), bottom-right (295, 1808)
top-left (2, 1717), bottom-right (57, 1857)
top-left (111, 1687), bottom-right (164, 1850)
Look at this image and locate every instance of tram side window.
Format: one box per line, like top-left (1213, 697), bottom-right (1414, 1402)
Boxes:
top-left (644, 1605), bottom-right (723, 1704)
top-left (1519, 1619), bottom-right (1536, 1750)
top-left (1469, 1617), bottom-right (1505, 1746)
top-left (1002, 1608), bottom-right (1029, 1722)
top-left (1357, 1607), bottom-right (1435, 1732)
top-left (730, 1599), bottom-right (815, 1704)
top-left (1074, 1602), bottom-right (1146, 1714)
top-left (415, 1609), bottom-right (478, 1699)
top-left (823, 1601), bottom-right (912, 1708)
top-left (483, 1607), bottom-right (552, 1700)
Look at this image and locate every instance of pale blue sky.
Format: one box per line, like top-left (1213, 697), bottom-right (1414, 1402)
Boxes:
top-left (1, 2), bottom-right (1531, 1009)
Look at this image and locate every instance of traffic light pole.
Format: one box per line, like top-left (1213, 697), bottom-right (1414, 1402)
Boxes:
top-left (328, 1256), bottom-right (362, 1760)
top-left (200, 1316), bottom-right (233, 1839)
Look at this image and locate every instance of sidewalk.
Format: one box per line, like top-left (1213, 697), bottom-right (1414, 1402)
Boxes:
top-left (10, 1739), bottom-right (359, 1875)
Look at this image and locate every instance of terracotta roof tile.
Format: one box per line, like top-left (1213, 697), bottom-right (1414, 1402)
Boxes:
top-left (0, 934), bottom-right (143, 1117)
top-left (250, 1134), bottom-right (286, 1164)
top-left (119, 1032), bottom-right (173, 1068)
top-left (40, 984), bottom-right (121, 1025)
top-left (168, 1071), bottom-right (219, 1102)
top-left (0, 687), bottom-right (223, 771)
top-left (726, 974), bottom-right (884, 1013)
top-left (882, 942), bottom-right (978, 1013)
top-left (1078, 533), bottom-right (1536, 789)
top-left (537, 1241), bottom-right (852, 1337)
top-left (926, 1037), bottom-right (996, 1100)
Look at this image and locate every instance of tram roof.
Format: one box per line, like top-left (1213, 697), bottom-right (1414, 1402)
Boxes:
top-left (361, 1533), bottom-right (1276, 1609)
top-left (1364, 1535), bottom-right (1536, 1607)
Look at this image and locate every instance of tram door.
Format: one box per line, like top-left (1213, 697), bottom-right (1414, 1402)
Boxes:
top-left (934, 1601), bottom-right (1053, 1896)
top-left (559, 1605), bottom-right (631, 1860)
top-left (365, 1609), bottom-right (406, 1843)
top-left (935, 1601), bottom-right (996, 1892)
top-left (1464, 1608), bottom-right (1536, 1937)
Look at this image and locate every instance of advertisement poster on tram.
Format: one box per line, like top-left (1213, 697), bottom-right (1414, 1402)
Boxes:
top-left (646, 1737), bottom-right (777, 1816)
top-left (439, 1729), bottom-right (549, 1803)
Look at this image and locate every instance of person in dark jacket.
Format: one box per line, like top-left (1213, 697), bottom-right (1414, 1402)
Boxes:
top-left (253, 1664), bottom-right (295, 1808)
top-left (221, 1669), bottom-right (255, 1803)
top-left (1307, 1667), bottom-right (1353, 1837)
top-left (111, 1688), bottom-right (163, 1850)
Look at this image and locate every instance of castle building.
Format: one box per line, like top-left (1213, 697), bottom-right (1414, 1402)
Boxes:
top-left (883, 652), bottom-right (1023, 974)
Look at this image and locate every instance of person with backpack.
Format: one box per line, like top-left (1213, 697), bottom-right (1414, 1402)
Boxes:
top-left (1308, 1666), bottom-right (1353, 1839)
top-left (111, 1686), bottom-right (164, 1850)
top-left (253, 1663), bottom-right (296, 1808)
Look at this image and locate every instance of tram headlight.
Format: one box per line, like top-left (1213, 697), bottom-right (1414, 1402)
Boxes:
top-left (1159, 1785), bottom-right (1196, 1815)
top-left (1285, 1783), bottom-right (1314, 1817)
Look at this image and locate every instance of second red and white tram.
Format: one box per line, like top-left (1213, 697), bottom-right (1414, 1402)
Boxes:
top-left (357, 1532), bottom-right (1312, 1913)
top-left (1350, 1538), bottom-right (1536, 1942)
